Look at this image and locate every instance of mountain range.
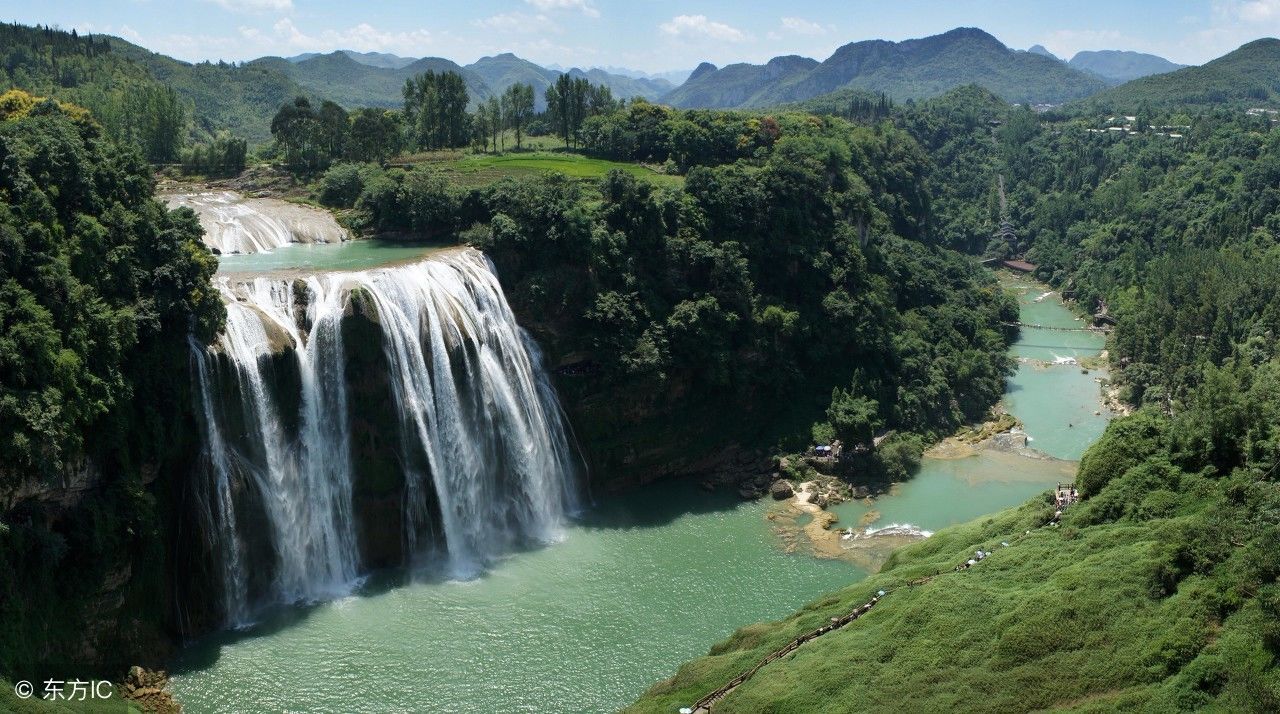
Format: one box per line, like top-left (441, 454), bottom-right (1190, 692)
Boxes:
top-left (272, 50), bottom-right (674, 112)
top-left (1025, 45), bottom-right (1187, 83)
top-left (12, 20), bottom-right (1278, 148)
top-left (663, 28), bottom-right (1109, 109)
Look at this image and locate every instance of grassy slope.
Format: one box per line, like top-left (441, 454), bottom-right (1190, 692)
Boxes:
top-left (628, 472), bottom-right (1268, 713)
top-left (402, 151), bottom-right (684, 188)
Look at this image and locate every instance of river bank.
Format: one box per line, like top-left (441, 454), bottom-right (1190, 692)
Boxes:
top-left (766, 273), bottom-right (1111, 571)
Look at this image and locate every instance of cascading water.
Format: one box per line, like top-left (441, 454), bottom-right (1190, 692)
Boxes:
top-left (165, 191), bottom-right (350, 254)
top-left (190, 248), bottom-right (579, 624)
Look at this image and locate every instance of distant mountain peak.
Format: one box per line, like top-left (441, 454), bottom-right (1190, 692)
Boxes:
top-left (1067, 49), bottom-right (1187, 83)
top-left (1027, 44), bottom-right (1061, 62)
top-left (688, 62), bottom-right (718, 82)
top-left (935, 26), bottom-right (1002, 44)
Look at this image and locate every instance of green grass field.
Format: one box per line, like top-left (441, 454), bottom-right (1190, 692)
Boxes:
top-left (394, 150), bottom-right (683, 189)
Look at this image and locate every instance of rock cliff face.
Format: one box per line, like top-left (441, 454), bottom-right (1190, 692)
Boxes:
top-left (1, 443), bottom-right (191, 679)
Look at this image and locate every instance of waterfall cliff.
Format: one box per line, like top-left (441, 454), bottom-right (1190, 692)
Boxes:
top-left (190, 248), bottom-right (579, 623)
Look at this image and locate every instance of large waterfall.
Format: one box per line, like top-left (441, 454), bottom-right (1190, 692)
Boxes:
top-left (165, 191), bottom-right (350, 254)
top-left (190, 248), bottom-right (579, 624)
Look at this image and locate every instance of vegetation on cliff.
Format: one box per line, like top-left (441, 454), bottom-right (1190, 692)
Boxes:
top-left (318, 106), bottom-right (1016, 484)
top-left (0, 92), bottom-right (222, 679)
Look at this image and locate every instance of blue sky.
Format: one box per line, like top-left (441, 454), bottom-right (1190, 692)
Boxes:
top-left (7, 1), bottom-right (1280, 72)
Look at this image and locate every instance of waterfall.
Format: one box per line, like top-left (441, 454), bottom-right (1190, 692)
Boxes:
top-left (165, 191), bottom-right (349, 254)
top-left (190, 249), bottom-right (578, 623)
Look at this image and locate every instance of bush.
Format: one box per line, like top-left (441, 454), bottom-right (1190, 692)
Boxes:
top-left (319, 162), bottom-right (372, 208)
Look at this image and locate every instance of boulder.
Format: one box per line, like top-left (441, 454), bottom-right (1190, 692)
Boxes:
top-left (770, 480), bottom-right (795, 500)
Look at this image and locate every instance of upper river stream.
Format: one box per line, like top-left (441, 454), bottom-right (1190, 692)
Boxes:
top-left (171, 243), bottom-right (1110, 712)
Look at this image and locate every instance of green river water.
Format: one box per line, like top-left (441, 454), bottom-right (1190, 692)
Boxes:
top-left (173, 248), bottom-right (1108, 712)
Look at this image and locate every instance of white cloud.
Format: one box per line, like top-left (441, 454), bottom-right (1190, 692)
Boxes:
top-left (659, 15), bottom-right (747, 43)
top-left (268, 18), bottom-right (435, 54)
top-left (1235, 0), bottom-right (1280, 22)
top-left (205, 0), bottom-right (293, 13)
top-left (523, 0), bottom-right (598, 18)
top-left (475, 12), bottom-right (561, 35)
top-left (779, 17), bottom-right (830, 36)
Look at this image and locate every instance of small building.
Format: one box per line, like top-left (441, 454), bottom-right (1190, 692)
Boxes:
top-left (1002, 260), bottom-right (1037, 273)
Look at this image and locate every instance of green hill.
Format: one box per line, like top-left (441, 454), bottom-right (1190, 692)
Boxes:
top-left (565, 66), bottom-right (672, 102)
top-left (466, 53), bottom-right (558, 109)
top-left (465, 53), bottom-right (671, 111)
top-left (663, 28), bottom-right (1106, 108)
top-left (106, 37), bottom-right (309, 144)
top-left (287, 49), bottom-right (417, 69)
top-left (1083, 38), bottom-right (1280, 110)
top-left (1068, 50), bottom-right (1187, 83)
top-left (250, 51), bottom-right (493, 111)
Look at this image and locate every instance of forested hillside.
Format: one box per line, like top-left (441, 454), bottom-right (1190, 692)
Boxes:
top-left (0, 92), bottom-right (222, 678)
top-left (1083, 38), bottom-right (1280, 110)
top-left (0, 23), bottom-right (307, 146)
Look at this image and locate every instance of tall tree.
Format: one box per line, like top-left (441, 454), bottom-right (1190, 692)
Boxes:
top-left (403, 70), bottom-right (470, 150)
top-left (545, 74), bottom-right (592, 148)
top-left (271, 96), bottom-right (323, 170)
top-left (503, 82), bottom-right (534, 150)
top-left (485, 95), bottom-right (502, 152)
top-left (316, 99), bottom-right (349, 159)
top-left (347, 107), bottom-right (402, 163)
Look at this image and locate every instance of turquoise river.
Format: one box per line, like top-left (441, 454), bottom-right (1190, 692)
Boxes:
top-left (171, 248), bottom-right (1109, 712)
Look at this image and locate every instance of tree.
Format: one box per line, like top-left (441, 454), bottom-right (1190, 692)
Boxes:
top-left (473, 99), bottom-right (493, 152)
top-left (827, 388), bottom-right (883, 446)
top-left (316, 99), bottom-right (348, 159)
top-left (545, 74), bottom-right (591, 148)
top-left (403, 70), bottom-right (470, 150)
top-left (271, 96), bottom-right (323, 170)
top-left (181, 131), bottom-right (247, 176)
top-left (347, 107), bottom-right (402, 163)
top-left (486, 95), bottom-right (502, 152)
top-left (502, 83), bottom-right (534, 150)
